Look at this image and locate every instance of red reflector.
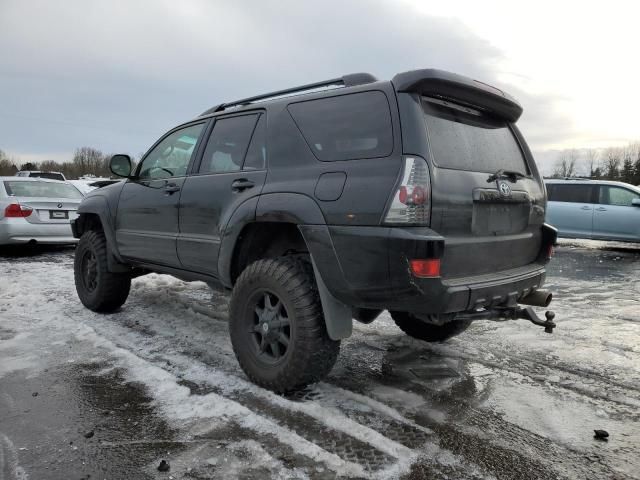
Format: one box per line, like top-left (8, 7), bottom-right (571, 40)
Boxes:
top-left (4, 203), bottom-right (32, 218)
top-left (410, 259), bottom-right (441, 278)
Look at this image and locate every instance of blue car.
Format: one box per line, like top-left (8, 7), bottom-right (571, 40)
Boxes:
top-left (545, 179), bottom-right (640, 242)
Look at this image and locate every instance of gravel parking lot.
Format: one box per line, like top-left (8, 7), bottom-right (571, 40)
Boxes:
top-left (1, 240), bottom-right (639, 479)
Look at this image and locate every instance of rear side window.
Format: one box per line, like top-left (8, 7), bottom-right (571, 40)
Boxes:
top-left (288, 91), bottom-right (393, 161)
top-left (3, 181), bottom-right (84, 199)
top-left (598, 186), bottom-right (640, 206)
top-left (199, 115), bottom-right (258, 174)
top-left (546, 184), bottom-right (594, 203)
top-left (423, 98), bottom-right (528, 174)
top-left (243, 115), bottom-right (267, 170)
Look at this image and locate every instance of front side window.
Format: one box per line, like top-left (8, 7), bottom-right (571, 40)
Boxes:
top-left (199, 115), bottom-right (259, 174)
top-left (546, 184), bottom-right (593, 203)
top-left (423, 97), bottom-right (528, 174)
top-left (138, 123), bottom-right (205, 180)
top-left (288, 91), bottom-right (393, 161)
top-left (3, 181), bottom-right (84, 199)
top-left (598, 186), bottom-right (640, 206)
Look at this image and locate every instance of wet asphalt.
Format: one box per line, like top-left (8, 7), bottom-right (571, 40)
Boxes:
top-left (1, 240), bottom-right (639, 479)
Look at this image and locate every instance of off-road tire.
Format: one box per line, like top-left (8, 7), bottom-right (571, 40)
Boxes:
top-left (229, 257), bottom-right (340, 393)
top-left (74, 230), bottom-right (131, 312)
top-left (391, 311), bottom-right (472, 342)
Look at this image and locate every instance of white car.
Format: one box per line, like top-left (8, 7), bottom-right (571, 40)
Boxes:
top-left (0, 176), bottom-right (84, 245)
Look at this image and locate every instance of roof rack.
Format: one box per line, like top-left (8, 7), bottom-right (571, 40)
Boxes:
top-left (200, 72), bottom-right (378, 116)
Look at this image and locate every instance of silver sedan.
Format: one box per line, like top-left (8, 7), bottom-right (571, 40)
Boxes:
top-left (0, 176), bottom-right (84, 245)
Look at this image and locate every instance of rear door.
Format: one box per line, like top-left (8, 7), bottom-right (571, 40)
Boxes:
top-left (177, 113), bottom-right (267, 276)
top-left (116, 122), bottom-right (206, 266)
top-left (592, 185), bottom-right (640, 241)
top-left (421, 97), bottom-right (546, 278)
top-left (545, 183), bottom-right (596, 238)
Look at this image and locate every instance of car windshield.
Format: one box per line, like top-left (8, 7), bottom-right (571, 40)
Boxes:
top-left (3, 181), bottom-right (84, 199)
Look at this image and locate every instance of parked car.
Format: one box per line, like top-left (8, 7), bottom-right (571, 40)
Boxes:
top-left (0, 177), bottom-right (84, 245)
top-left (545, 179), bottom-right (640, 242)
top-left (15, 170), bottom-right (66, 181)
top-left (71, 69), bottom-right (557, 392)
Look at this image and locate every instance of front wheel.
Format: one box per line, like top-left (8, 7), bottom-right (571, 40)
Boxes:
top-left (74, 230), bottom-right (131, 312)
top-left (229, 257), bottom-right (340, 393)
top-left (391, 311), bottom-right (471, 342)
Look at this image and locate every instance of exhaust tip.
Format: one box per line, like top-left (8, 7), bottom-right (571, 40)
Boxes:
top-left (520, 289), bottom-right (552, 307)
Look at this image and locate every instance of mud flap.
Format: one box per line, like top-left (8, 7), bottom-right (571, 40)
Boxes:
top-left (310, 257), bottom-right (353, 340)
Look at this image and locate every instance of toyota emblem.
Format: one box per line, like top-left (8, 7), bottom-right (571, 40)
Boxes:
top-left (57, 203), bottom-right (63, 208)
top-left (498, 181), bottom-right (511, 197)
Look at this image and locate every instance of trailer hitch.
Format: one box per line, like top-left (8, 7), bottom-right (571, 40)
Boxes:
top-left (456, 306), bottom-right (557, 333)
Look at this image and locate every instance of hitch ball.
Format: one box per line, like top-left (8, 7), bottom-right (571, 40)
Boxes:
top-left (544, 311), bottom-right (556, 334)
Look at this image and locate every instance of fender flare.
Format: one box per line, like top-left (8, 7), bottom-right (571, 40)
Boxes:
top-left (75, 195), bottom-right (127, 271)
top-left (219, 193), bottom-right (353, 340)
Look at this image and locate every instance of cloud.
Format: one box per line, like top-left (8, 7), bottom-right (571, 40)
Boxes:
top-left (0, 0), bottom-right (571, 161)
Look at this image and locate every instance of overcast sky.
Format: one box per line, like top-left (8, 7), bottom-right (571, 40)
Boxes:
top-left (1, 0), bottom-right (638, 170)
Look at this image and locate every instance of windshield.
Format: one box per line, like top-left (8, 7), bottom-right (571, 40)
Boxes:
top-left (422, 97), bottom-right (529, 174)
top-left (3, 181), bottom-right (84, 199)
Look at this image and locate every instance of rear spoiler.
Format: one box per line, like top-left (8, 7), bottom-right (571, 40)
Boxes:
top-left (392, 69), bottom-right (523, 122)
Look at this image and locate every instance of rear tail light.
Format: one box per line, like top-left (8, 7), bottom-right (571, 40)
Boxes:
top-left (4, 203), bottom-right (33, 218)
top-left (384, 156), bottom-right (431, 225)
top-left (410, 259), bottom-right (441, 278)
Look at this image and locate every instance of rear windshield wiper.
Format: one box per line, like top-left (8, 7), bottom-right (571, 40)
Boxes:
top-left (486, 169), bottom-right (527, 183)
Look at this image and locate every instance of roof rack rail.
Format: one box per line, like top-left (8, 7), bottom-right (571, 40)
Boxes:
top-left (200, 72), bottom-right (377, 116)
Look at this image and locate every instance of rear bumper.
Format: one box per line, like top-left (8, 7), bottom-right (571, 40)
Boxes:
top-left (300, 223), bottom-right (556, 315)
top-left (0, 219), bottom-right (77, 245)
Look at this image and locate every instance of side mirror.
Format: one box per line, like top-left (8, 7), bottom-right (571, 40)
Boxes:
top-left (632, 198), bottom-right (640, 207)
top-left (109, 154), bottom-right (133, 178)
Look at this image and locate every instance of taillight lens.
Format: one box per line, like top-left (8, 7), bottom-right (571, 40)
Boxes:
top-left (410, 259), bottom-right (441, 278)
top-left (4, 203), bottom-right (33, 218)
top-left (384, 156), bottom-right (431, 225)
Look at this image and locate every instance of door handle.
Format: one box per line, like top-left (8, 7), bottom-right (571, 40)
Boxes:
top-left (231, 179), bottom-right (255, 192)
top-left (596, 207), bottom-right (607, 211)
top-left (580, 206), bottom-right (592, 210)
top-left (164, 183), bottom-right (181, 194)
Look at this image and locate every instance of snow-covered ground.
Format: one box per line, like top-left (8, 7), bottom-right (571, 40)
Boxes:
top-left (0, 239), bottom-right (639, 479)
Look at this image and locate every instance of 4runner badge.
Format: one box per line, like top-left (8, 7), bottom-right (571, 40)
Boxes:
top-left (498, 181), bottom-right (512, 197)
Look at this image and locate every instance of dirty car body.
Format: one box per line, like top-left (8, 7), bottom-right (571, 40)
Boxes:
top-left (71, 69), bottom-right (557, 392)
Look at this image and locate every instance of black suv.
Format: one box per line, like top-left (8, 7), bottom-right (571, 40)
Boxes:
top-left (72, 69), bottom-right (557, 392)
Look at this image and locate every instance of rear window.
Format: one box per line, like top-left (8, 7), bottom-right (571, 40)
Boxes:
top-left (288, 91), bottom-right (393, 161)
top-left (422, 97), bottom-right (528, 174)
top-left (546, 183), bottom-right (594, 203)
top-left (3, 181), bottom-right (84, 199)
top-left (29, 172), bottom-right (65, 181)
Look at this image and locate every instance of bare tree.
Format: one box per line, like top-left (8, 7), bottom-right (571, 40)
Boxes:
top-left (603, 147), bottom-right (622, 180)
top-left (585, 149), bottom-right (600, 177)
top-left (553, 149), bottom-right (579, 178)
top-left (0, 149), bottom-right (18, 175)
top-left (39, 159), bottom-right (64, 173)
top-left (72, 147), bottom-right (106, 178)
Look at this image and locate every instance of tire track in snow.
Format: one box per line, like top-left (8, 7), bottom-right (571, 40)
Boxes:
top-left (70, 309), bottom-right (474, 478)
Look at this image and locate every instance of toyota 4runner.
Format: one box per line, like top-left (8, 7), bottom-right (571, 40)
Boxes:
top-left (72, 69), bottom-right (558, 392)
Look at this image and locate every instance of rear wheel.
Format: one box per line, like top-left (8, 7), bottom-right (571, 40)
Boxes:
top-left (391, 311), bottom-right (471, 342)
top-left (74, 230), bottom-right (131, 312)
top-left (229, 257), bottom-right (340, 392)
